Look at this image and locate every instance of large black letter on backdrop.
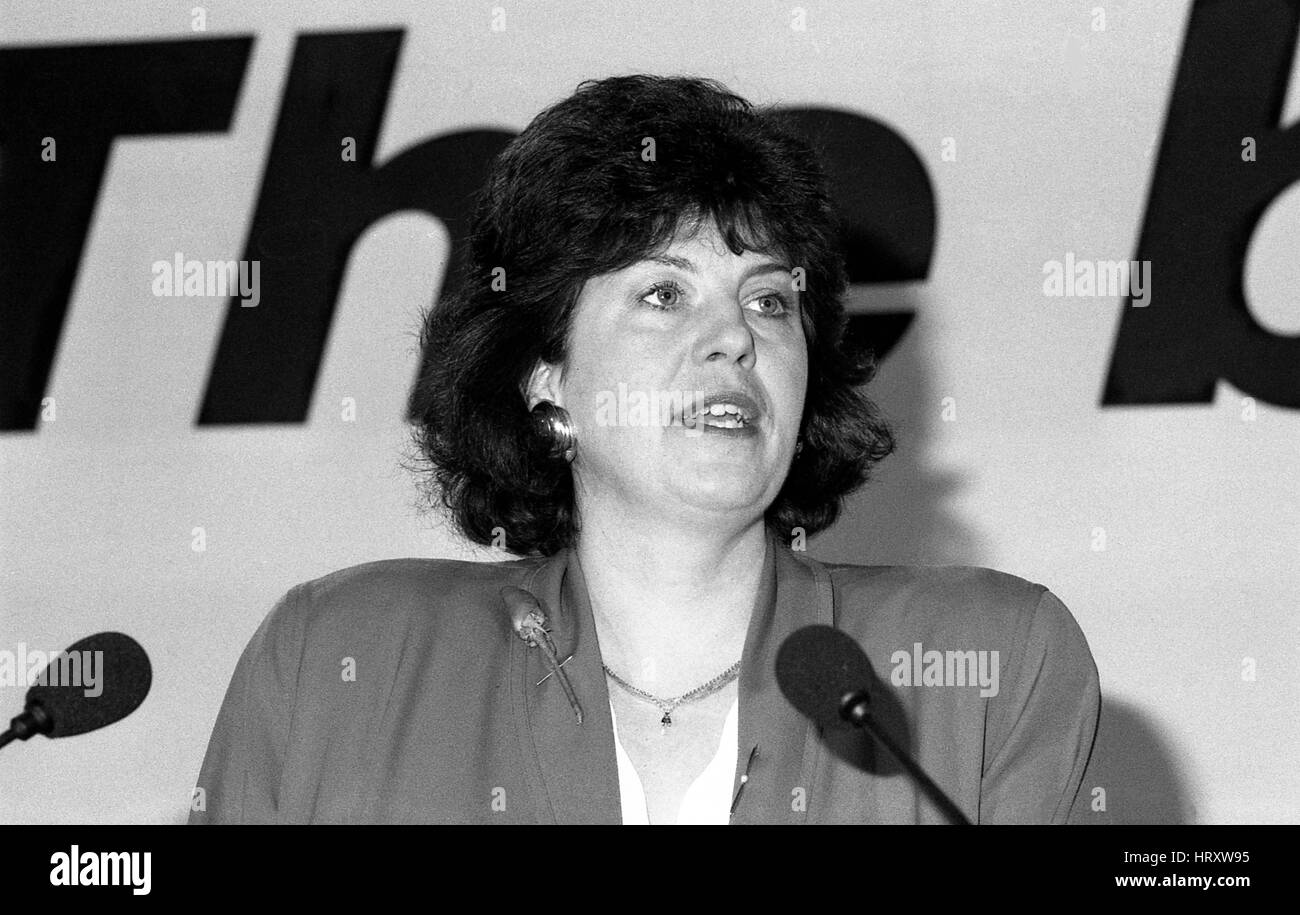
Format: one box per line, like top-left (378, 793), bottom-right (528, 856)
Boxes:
top-left (0, 38), bottom-right (252, 431)
top-left (1103, 0), bottom-right (1300, 407)
top-left (197, 30), bottom-right (513, 424)
top-left (777, 109), bottom-right (934, 359)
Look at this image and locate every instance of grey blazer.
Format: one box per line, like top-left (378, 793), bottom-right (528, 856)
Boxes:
top-left (189, 531), bottom-right (1100, 824)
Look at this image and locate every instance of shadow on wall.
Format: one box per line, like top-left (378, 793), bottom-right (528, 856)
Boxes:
top-left (809, 285), bottom-right (1192, 824)
top-left (1071, 698), bottom-right (1194, 825)
top-left (809, 283), bottom-right (979, 567)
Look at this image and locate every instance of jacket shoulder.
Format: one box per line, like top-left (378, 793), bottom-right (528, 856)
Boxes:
top-left (299, 555), bottom-right (544, 607)
top-left (816, 557), bottom-right (1098, 727)
top-left (265, 555), bottom-right (547, 655)
top-left (824, 560), bottom-right (1046, 608)
top-left (818, 558), bottom-right (1058, 647)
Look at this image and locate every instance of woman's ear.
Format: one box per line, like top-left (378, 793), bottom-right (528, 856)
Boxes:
top-left (523, 360), bottom-right (565, 410)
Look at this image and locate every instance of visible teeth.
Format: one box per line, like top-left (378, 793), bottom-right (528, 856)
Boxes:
top-left (685, 401), bottom-right (750, 426)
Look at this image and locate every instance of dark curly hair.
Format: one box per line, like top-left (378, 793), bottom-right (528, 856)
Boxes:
top-left (410, 74), bottom-right (895, 556)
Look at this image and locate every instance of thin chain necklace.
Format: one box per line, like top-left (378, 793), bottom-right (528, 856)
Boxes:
top-left (603, 659), bottom-right (741, 733)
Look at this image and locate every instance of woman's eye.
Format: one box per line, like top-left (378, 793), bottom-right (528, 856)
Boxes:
top-left (748, 292), bottom-right (791, 317)
top-left (641, 281), bottom-right (684, 310)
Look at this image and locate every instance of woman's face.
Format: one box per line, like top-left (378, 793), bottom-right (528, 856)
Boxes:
top-left (530, 221), bottom-right (808, 529)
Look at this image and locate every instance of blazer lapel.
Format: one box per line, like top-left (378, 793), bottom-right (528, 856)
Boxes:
top-left (508, 548), bottom-right (622, 824)
top-left (507, 531), bottom-right (835, 825)
top-left (729, 532), bottom-right (836, 824)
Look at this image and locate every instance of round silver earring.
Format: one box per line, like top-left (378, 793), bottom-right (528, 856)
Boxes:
top-left (794, 436), bottom-right (805, 457)
top-left (530, 401), bottom-right (576, 463)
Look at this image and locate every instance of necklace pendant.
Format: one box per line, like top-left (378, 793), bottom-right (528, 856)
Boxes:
top-left (660, 711), bottom-right (672, 731)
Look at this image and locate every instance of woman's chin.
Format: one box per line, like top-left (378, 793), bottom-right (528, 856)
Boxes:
top-left (662, 474), bottom-right (772, 514)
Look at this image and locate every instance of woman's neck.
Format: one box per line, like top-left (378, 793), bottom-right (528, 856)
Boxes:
top-left (574, 509), bottom-right (769, 695)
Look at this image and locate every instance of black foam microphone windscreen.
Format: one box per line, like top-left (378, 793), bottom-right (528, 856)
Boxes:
top-left (24, 631), bottom-right (151, 737)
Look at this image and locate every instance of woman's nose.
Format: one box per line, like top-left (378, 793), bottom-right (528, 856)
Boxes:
top-left (694, 299), bottom-right (756, 369)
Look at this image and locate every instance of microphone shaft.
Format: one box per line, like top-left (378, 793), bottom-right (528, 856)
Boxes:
top-left (844, 695), bottom-right (972, 825)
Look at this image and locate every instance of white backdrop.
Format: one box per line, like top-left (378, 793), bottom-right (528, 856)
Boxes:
top-left (2, 0), bottom-right (1297, 824)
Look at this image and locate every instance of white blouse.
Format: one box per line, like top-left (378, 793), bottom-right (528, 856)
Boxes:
top-left (608, 697), bottom-right (739, 825)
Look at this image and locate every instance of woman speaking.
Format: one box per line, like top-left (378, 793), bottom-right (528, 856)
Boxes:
top-left (190, 75), bottom-right (1100, 825)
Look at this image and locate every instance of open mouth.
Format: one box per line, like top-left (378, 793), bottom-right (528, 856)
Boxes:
top-left (686, 402), bottom-right (751, 429)
top-left (682, 392), bottom-right (762, 431)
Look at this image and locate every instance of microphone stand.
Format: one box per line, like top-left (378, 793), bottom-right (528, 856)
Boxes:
top-left (841, 689), bottom-right (973, 825)
top-left (1, 702), bottom-right (54, 751)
